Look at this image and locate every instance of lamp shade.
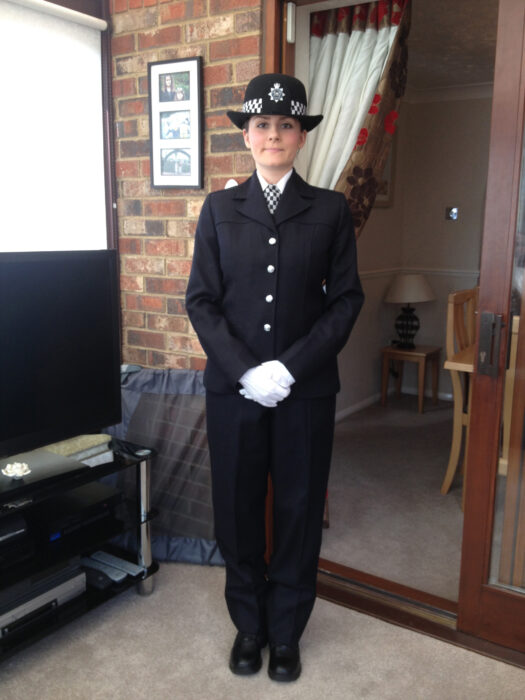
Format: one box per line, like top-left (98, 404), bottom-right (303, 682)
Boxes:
top-left (384, 274), bottom-right (435, 305)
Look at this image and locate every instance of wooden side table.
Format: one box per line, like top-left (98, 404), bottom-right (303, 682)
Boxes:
top-left (381, 345), bottom-right (441, 413)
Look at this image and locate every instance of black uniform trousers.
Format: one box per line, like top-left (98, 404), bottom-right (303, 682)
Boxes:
top-left (206, 390), bottom-right (336, 647)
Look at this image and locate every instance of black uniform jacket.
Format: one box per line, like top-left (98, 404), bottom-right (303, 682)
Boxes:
top-left (185, 170), bottom-right (364, 398)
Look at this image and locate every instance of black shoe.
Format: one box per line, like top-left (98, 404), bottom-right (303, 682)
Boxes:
top-left (268, 644), bottom-right (301, 682)
top-left (229, 632), bottom-right (266, 676)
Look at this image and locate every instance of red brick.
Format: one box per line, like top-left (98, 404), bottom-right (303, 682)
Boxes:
top-left (166, 259), bottom-right (192, 276)
top-left (235, 59), bottom-right (261, 83)
top-left (122, 346), bottom-right (147, 364)
top-left (123, 310), bottom-right (146, 327)
top-left (113, 77), bottom-right (136, 97)
top-left (119, 98), bottom-right (148, 117)
top-left (138, 75), bottom-right (149, 95)
top-left (144, 0), bottom-right (156, 6)
top-left (145, 277), bottom-right (187, 294)
top-left (210, 0), bottom-right (260, 12)
top-left (145, 220), bottom-right (165, 236)
top-left (167, 220), bottom-right (196, 238)
top-left (138, 26), bottom-right (181, 50)
top-left (144, 200), bottom-right (186, 217)
top-left (124, 256), bottom-right (165, 274)
top-left (145, 239), bottom-right (187, 256)
top-left (210, 85), bottom-right (246, 109)
top-left (122, 179), bottom-right (150, 198)
top-left (128, 329), bottom-right (166, 349)
top-left (147, 314), bottom-right (188, 332)
top-left (190, 356), bottom-right (207, 370)
top-left (141, 159), bottom-right (151, 177)
top-left (129, 0), bottom-right (142, 8)
top-left (115, 120), bottom-right (138, 138)
top-left (189, 0), bottom-right (207, 18)
top-left (206, 112), bottom-right (232, 129)
top-left (211, 132), bottom-right (245, 153)
top-left (235, 10), bottom-right (261, 34)
top-left (210, 36), bottom-right (260, 61)
top-left (112, 34), bottom-right (135, 55)
top-left (113, 0), bottom-right (128, 13)
top-left (205, 154), bottom-right (234, 175)
top-left (204, 63), bottom-right (233, 87)
top-left (149, 351), bottom-right (190, 369)
top-left (120, 199), bottom-right (142, 216)
top-left (120, 237), bottom-right (143, 254)
top-left (116, 160), bottom-right (140, 178)
top-left (120, 140), bottom-right (150, 158)
top-left (160, 1), bottom-right (186, 22)
top-left (167, 335), bottom-right (202, 353)
top-left (125, 294), bottom-right (165, 312)
top-left (120, 274), bottom-right (143, 291)
top-left (167, 297), bottom-right (186, 314)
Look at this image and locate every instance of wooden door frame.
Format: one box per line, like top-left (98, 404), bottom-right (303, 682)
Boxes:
top-left (458, 0), bottom-right (525, 651)
top-left (262, 0), bottom-right (525, 658)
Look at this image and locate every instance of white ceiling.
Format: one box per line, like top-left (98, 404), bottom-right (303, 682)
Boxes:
top-left (407, 0), bottom-right (498, 91)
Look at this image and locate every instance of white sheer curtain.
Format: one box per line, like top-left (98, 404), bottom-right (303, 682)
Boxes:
top-left (307, 3), bottom-right (402, 189)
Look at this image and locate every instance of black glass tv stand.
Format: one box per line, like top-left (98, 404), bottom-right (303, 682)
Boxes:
top-left (0, 437), bottom-right (158, 660)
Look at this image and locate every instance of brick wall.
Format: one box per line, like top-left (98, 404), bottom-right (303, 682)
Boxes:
top-left (110, 0), bottom-right (262, 370)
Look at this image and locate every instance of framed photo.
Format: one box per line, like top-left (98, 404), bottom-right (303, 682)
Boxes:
top-left (148, 57), bottom-right (203, 189)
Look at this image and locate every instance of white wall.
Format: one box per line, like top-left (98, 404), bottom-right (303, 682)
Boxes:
top-left (336, 90), bottom-right (493, 417)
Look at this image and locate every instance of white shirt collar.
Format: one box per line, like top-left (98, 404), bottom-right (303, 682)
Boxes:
top-left (256, 169), bottom-right (293, 195)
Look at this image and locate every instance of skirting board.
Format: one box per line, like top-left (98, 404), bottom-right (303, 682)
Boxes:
top-left (335, 389), bottom-right (453, 423)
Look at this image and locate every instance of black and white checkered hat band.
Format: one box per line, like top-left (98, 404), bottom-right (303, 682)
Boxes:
top-left (290, 100), bottom-right (306, 116)
top-left (241, 98), bottom-right (306, 116)
top-left (242, 98), bottom-right (263, 114)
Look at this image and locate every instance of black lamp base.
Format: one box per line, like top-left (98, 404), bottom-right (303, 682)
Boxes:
top-left (394, 305), bottom-right (420, 349)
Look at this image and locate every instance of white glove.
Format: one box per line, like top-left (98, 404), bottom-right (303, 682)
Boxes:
top-left (239, 365), bottom-right (291, 407)
top-left (261, 360), bottom-right (295, 388)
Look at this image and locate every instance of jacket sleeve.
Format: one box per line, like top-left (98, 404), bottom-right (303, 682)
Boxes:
top-left (277, 194), bottom-right (364, 381)
top-left (185, 194), bottom-right (259, 385)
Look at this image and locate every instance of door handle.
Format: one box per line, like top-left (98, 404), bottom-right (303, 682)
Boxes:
top-left (478, 311), bottom-right (504, 377)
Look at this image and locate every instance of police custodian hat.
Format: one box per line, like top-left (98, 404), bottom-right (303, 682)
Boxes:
top-left (227, 73), bottom-right (323, 132)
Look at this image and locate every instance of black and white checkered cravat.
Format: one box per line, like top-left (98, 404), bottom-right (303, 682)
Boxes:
top-left (264, 184), bottom-right (281, 214)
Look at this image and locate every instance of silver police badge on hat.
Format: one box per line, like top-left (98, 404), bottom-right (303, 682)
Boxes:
top-left (268, 83), bottom-right (285, 102)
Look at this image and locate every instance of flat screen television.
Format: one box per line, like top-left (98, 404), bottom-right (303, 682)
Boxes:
top-left (0, 250), bottom-right (122, 458)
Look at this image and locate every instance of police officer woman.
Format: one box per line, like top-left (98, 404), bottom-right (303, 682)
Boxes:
top-left (186, 73), bottom-right (364, 682)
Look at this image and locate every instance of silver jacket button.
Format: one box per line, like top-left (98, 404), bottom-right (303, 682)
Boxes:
top-left (268, 237), bottom-right (277, 245)
top-left (267, 265), bottom-right (275, 273)
top-left (265, 295), bottom-right (273, 303)
top-left (264, 324), bottom-right (271, 332)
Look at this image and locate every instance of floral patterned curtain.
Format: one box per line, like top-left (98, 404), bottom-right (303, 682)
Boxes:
top-left (307, 1), bottom-right (411, 237)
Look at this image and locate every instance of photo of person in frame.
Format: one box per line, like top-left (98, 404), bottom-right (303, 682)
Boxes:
top-left (159, 73), bottom-right (176, 102)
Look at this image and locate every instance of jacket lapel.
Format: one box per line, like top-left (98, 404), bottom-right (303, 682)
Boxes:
top-left (273, 170), bottom-right (315, 226)
top-left (233, 173), bottom-right (276, 231)
top-left (232, 170), bottom-right (315, 229)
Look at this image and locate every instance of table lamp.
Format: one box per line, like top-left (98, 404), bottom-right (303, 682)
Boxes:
top-left (384, 273), bottom-right (435, 348)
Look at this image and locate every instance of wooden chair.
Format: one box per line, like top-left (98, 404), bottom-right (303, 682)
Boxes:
top-left (441, 287), bottom-right (479, 498)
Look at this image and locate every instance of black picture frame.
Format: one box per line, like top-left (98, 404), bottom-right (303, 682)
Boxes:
top-left (148, 57), bottom-right (203, 189)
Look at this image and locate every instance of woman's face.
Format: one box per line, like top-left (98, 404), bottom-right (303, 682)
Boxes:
top-left (243, 115), bottom-right (307, 182)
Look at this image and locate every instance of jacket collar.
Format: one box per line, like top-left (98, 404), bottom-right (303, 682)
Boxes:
top-left (233, 170), bottom-right (315, 229)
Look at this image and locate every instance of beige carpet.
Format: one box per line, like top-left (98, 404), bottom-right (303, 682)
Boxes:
top-left (322, 398), bottom-right (463, 600)
top-left (1, 563), bottom-right (524, 699)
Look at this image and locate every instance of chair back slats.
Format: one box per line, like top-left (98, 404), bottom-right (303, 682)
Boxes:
top-left (446, 287), bottom-right (479, 360)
